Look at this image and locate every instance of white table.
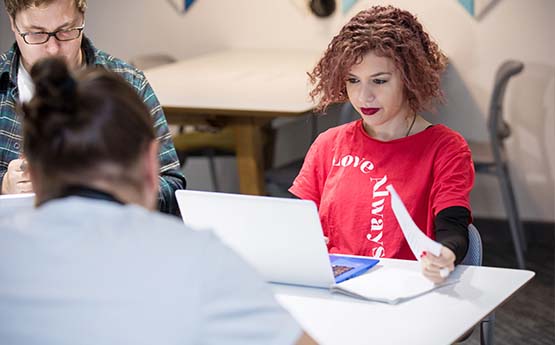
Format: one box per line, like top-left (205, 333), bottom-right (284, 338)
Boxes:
top-left (144, 49), bottom-right (320, 195)
top-left (272, 258), bottom-right (534, 345)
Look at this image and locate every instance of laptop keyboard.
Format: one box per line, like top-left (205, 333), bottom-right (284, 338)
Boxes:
top-left (332, 264), bottom-right (354, 277)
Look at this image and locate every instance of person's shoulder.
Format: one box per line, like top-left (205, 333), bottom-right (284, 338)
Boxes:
top-left (429, 123), bottom-right (463, 136)
top-left (0, 209), bottom-right (35, 234)
top-left (121, 206), bottom-right (256, 279)
top-left (427, 124), bottom-right (468, 146)
top-left (122, 204), bottom-right (212, 242)
top-left (97, 50), bottom-right (146, 83)
top-left (0, 44), bottom-right (16, 64)
top-left (0, 49), bottom-right (10, 66)
top-left (424, 124), bottom-right (471, 157)
top-left (32, 197), bottom-right (202, 247)
top-left (97, 50), bottom-right (143, 77)
top-left (0, 44), bottom-right (18, 83)
top-left (85, 39), bottom-right (146, 87)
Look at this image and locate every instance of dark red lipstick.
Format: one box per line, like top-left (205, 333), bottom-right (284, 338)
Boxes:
top-left (360, 107), bottom-right (380, 116)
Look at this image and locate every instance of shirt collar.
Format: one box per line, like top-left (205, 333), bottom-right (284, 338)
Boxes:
top-left (81, 36), bottom-right (105, 67)
top-left (41, 184), bottom-right (125, 207)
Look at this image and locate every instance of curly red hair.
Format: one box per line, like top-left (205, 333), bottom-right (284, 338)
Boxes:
top-left (309, 5), bottom-right (447, 113)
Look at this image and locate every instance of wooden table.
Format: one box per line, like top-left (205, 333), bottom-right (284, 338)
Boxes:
top-left (144, 49), bottom-right (320, 195)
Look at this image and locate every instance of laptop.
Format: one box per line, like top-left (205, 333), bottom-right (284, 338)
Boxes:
top-left (176, 190), bottom-right (379, 288)
top-left (0, 193), bottom-right (35, 218)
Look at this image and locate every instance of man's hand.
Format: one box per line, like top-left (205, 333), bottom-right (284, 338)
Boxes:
top-left (420, 246), bottom-right (455, 284)
top-left (1, 158), bottom-right (33, 194)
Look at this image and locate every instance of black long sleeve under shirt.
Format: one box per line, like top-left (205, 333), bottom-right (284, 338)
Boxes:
top-left (434, 206), bottom-right (471, 265)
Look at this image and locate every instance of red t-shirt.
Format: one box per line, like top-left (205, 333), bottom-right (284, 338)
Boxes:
top-left (290, 121), bottom-right (474, 260)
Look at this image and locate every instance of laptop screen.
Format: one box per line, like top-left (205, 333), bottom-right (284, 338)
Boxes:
top-left (176, 190), bottom-right (379, 288)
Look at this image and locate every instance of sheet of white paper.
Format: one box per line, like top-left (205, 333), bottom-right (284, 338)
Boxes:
top-left (386, 184), bottom-right (443, 259)
top-left (332, 266), bottom-right (457, 304)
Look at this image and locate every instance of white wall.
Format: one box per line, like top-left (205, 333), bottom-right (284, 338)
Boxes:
top-left (1, 0), bottom-right (553, 222)
top-left (76, 0), bottom-right (341, 60)
top-left (0, 7), bottom-right (12, 51)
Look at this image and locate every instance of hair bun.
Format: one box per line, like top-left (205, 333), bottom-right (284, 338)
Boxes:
top-left (30, 57), bottom-right (78, 107)
top-left (21, 58), bottom-right (81, 155)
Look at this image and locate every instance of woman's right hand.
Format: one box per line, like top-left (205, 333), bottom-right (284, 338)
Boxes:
top-left (420, 246), bottom-right (455, 284)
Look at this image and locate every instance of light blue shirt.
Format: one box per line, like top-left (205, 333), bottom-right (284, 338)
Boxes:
top-left (0, 197), bottom-right (301, 345)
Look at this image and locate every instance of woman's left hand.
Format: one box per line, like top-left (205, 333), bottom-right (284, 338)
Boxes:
top-left (420, 246), bottom-right (455, 284)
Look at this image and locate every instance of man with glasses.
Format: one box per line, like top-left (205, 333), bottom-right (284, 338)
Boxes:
top-left (0, 0), bottom-right (186, 215)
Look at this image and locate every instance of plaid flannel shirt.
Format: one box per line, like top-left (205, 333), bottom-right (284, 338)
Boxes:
top-left (0, 37), bottom-right (186, 215)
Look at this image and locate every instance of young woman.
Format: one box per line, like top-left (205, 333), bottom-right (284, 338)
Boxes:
top-left (0, 57), bottom-right (315, 345)
top-left (290, 6), bottom-right (475, 283)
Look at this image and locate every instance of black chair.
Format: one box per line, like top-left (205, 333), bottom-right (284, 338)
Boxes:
top-left (468, 60), bottom-right (526, 269)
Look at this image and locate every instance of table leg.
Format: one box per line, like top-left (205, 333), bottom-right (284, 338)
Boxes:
top-left (233, 121), bottom-right (265, 195)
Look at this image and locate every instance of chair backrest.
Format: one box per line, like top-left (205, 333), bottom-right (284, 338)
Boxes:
top-left (488, 60), bottom-right (524, 144)
top-left (129, 54), bottom-right (177, 70)
top-left (461, 224), bottom-right (483, 266)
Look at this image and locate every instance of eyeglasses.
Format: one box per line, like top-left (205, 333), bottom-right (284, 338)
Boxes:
top-left (15, 22), bottom-right (85, 45)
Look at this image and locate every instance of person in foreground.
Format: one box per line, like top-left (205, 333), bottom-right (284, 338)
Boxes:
top-left (0, 0), bottom-right (185, 215)
top-left (0, 57), bottom-right (316, 345)
top-left (290, 5), bottom-right (475, 283)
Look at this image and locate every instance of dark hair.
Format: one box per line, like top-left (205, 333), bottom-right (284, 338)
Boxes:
top-left (20, 57), bottom-right (155, 195)
top-left (4, 0), bottom-right (87, 18)
top-left (309, 5), bottom-right (447, 113)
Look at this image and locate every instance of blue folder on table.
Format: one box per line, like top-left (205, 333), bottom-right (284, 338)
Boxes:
top-left (330, 254), bottom-right (379, 284)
